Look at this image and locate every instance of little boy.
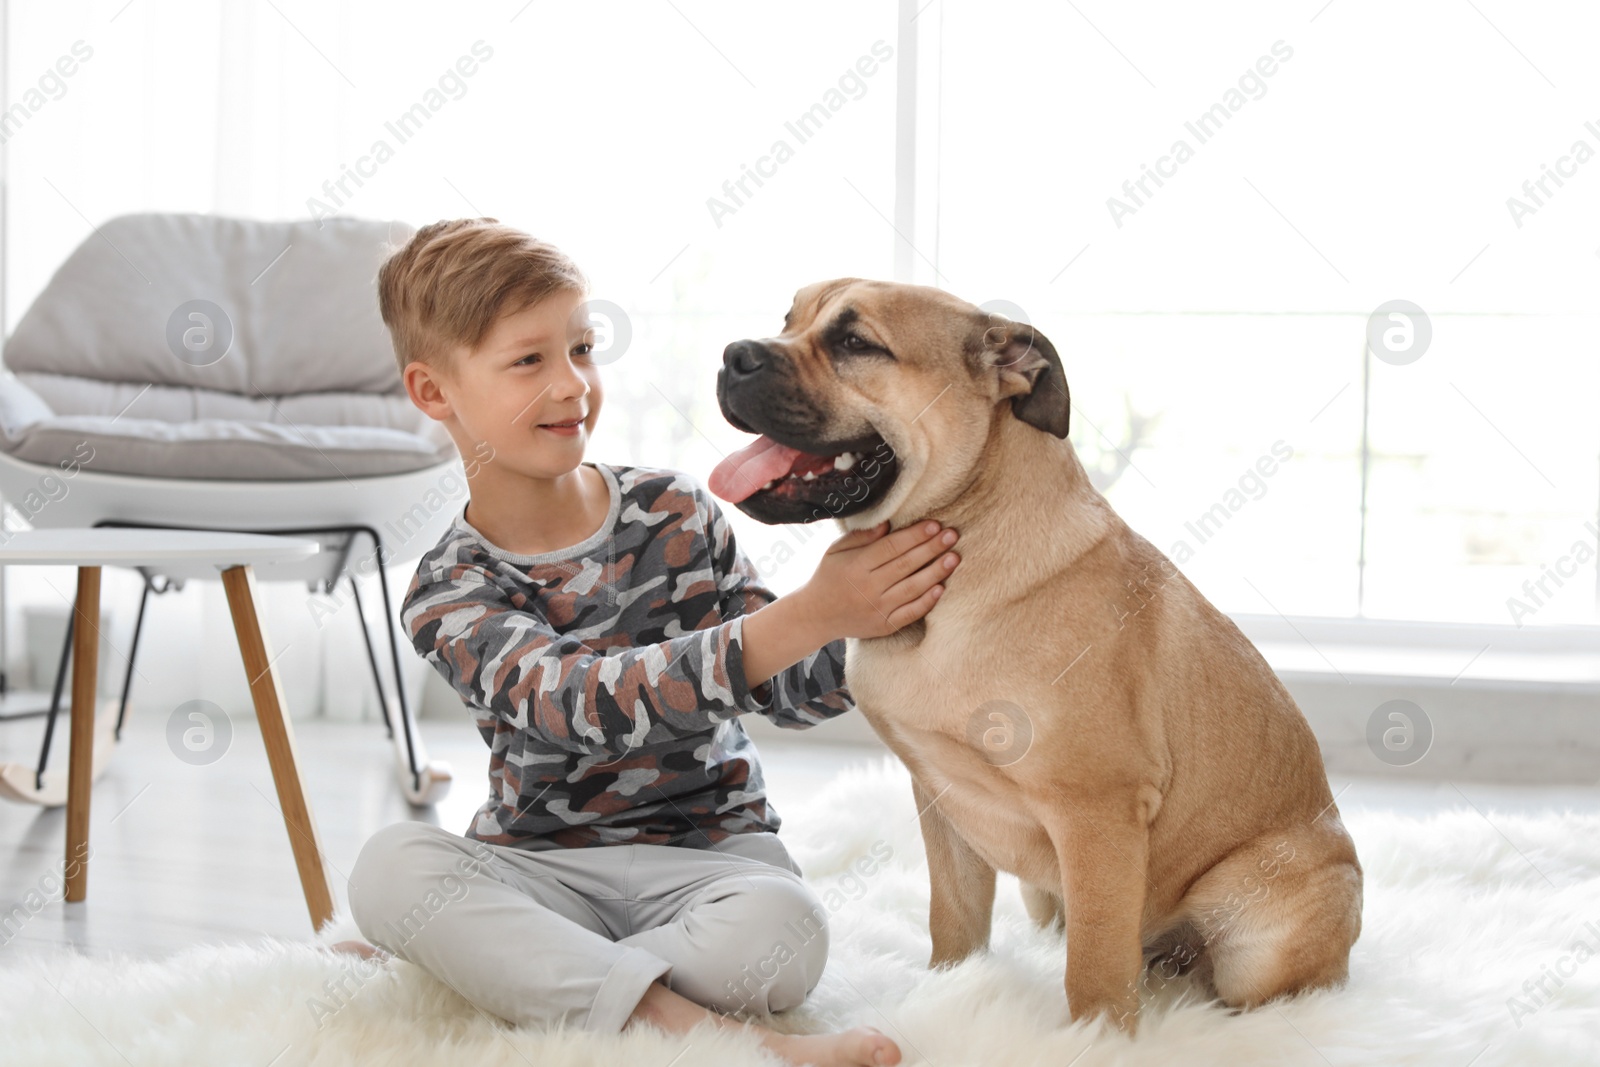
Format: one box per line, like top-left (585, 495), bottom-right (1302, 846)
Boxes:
top-left (344, 218), bottom-right (961, 1067)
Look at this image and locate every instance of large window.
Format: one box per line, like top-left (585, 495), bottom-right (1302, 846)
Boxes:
top-left (915, 0), bottom-right (1599, 626)
top-left (5, 0), bottom-right (1595, 628)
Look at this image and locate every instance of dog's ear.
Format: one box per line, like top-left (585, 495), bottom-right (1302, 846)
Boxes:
top-left (975, 319), bottom-right (1071, 439)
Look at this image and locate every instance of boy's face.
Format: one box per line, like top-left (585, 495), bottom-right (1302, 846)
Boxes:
top-left (404, 288), bottom-right (604, 480)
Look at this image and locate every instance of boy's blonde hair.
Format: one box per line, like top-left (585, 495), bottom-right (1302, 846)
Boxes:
top-left (377, 217), bottom-right (588, 376)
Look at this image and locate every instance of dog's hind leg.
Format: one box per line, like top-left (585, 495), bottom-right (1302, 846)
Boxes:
top-left (1021, 883), bottom-right (1064, 932)
top-left (1139, 919), bottom-right (1216, 1004)
top-left (1177, 821), bottom-right (1363, 1009)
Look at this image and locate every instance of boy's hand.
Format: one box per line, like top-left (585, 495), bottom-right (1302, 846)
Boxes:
top-left (737, 519), bottom-right (960, 690)
top-left (798, 520), bottom-right (960, 641)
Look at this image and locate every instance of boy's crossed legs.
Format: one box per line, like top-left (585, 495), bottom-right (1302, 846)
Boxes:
top-left (346, 822), bottom-right (899, 1066)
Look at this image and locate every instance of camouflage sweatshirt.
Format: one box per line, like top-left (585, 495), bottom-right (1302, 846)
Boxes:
top-left (401, 460), bottom-right (854, 852)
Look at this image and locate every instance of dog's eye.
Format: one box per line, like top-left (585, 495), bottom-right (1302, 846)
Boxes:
top-left (831, 330), bottom-right (891, 360)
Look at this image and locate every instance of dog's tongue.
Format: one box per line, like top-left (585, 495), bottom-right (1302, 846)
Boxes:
top-left (709, 435), bottom-right (801, 503)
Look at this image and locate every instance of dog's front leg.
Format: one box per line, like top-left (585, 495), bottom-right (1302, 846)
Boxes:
top-left (1045, 799), bottom-right (1150, 1033)
top-left (912, 776), bottom-right (996, 967)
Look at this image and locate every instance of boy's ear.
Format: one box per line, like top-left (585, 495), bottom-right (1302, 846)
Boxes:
top-left (404, 359), bottom-right (455, 420)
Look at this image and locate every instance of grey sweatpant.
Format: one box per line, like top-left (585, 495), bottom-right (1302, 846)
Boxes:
top-left (347, 821), bottom-right (830, 1033)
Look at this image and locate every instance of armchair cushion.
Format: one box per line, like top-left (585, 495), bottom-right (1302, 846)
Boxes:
top-left (0, 213), bottom-right (460, 480)
top-left (0, 371), bottom-right (453, 481)
top-left (5, 213), bottom-right (410, 397)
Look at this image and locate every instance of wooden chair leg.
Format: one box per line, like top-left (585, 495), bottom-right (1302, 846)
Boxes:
top-left (220, 563), bottom-right (335, 931)
top-left (65, 565), bottom-right (101, 903)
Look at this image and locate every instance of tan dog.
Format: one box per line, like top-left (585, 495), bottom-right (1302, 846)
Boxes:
top-left (707, 278), bottom-right (1363, 1033)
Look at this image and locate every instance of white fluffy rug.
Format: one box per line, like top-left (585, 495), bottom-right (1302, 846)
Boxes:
top-left (4, 758), bottom-right (1599, 1066)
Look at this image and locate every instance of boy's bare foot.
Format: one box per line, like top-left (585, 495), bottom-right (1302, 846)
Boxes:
top-left (627, 980), bottom-right (901, 1067)
top-left (327, 939), bottom-right (389, 962)
top-left (759, 1025), bottom-right (902, 1066)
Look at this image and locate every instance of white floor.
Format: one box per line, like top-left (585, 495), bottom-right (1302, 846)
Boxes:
top-left (2, 708), bottom-right (1599, 962)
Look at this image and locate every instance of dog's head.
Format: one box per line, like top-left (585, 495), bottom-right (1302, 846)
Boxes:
top-left (709, 278), bottom-right (1070, 526)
